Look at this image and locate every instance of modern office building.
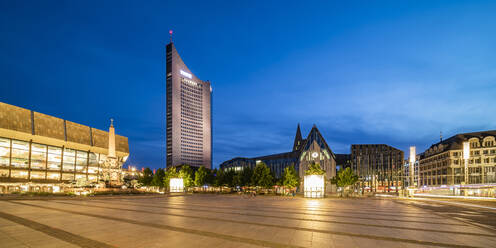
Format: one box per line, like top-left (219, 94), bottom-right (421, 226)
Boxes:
top-left (419, 130), bottom-right (496, 187)
top-left (335, 153), bottom-right (352, 171)
top-left (0, 102), bottom-right (129, 193)
top-left (166, 42), bottom-right (212, 169)
top-left (351, 144), bottom-right (404, 192)
top-left (220, 124), bottom-right (336, 190)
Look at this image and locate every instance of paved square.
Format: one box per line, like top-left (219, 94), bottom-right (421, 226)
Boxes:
top-left (0, 195), bottom-right (495, 248)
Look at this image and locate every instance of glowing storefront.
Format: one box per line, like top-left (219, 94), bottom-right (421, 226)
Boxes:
top-left (0, 102), bottom-right (129, 193)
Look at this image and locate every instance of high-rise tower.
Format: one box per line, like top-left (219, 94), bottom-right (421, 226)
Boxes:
top-left (166, 42), bottom-right (212, 169)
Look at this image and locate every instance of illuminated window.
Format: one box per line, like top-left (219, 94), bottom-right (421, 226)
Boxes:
top-left (0, 138), bottom-right (10, 167)
top-left (75, 174), bottom-right (86, 179)
top-left (47, 146), bottom-right (62, 170)
top-left (47, 172), bottom-right (60, 180)
top-left (11, 140), bottom-right (29, 168)
top-left (30, 171), bottom-right (45, 179)
top-left (76, 150), bottom-right (88, 172)
top-left (63, 148), bottom-right (75, 171)
top-left (11, 170), bottom-right (28, 179)
top-left (62, 173), bottom-right (74, 181)
top-left (89, 152), bottom-right (99, 166)
top-left (31, 143), bottom-right (47, 169)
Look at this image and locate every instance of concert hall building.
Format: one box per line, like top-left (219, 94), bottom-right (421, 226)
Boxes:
top-left (166, 42), bottom-right (212, 169)
top-left (0, 102), bottom-right (129, 193)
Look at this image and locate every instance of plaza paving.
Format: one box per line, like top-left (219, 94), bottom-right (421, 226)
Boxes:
top-left (0, 195), bottom-right (495, 248)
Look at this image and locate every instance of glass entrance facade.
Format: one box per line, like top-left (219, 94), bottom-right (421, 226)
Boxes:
top-left (0, 137), bottom-right (114, 183)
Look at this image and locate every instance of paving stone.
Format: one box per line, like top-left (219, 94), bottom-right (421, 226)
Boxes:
top-left (0, 195), bottom-right (495, 248)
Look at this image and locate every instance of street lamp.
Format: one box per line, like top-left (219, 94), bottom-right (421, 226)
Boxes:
top-left (409, 146), bottom-right (416, 188)
top-left (462, 141), bottom-right (470, 185)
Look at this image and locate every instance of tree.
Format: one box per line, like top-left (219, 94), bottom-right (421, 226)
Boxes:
top-left (139, 167), bottom-right (154, 186)
top-left (207, 168), bottom-right (216, 186)
top-left (224, 169), bottom-right (236, 187)
top-left (232, 171), bottom-right (242, 187)
top-left (151, 168), bottom-right (165, 187)
top-left (251, 162), bottom-right (273, 188)
top-left (163, 166), bottom-right (179, 191)
top-left (330, 167), bottom-right (358, 197)
top-left (194, 166), bottom-right (209, 187)
top-left (282, 166), bottom-right (299, 189)
top-left (214, 169), bottom-right (224, 187)
top-left (305, 162), bottom-right (325, 175)
top-left (179, 165), bottom-right (194, 188)
top-left (240, 167), bottom-right (253, 186)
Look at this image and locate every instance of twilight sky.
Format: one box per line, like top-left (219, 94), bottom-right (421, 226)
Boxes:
top-left (1, 1), bottom-right (496, 169)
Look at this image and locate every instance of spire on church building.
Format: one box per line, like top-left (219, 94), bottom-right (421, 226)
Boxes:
top-left (293, 123), bottom-right (303, 151)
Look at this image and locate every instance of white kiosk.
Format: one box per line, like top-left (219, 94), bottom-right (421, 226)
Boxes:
top-left (304, 175), bottom-right (325, 198)
top-left (170, 178), bottom-right (184, 193)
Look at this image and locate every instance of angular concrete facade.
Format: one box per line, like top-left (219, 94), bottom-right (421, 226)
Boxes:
top-left (166, 42), bottom-right (212, 168)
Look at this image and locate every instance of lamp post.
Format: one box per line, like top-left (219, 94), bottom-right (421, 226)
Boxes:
top-left (462, 141), bottom-right (470, 189)
top-left (409, 146), bottom-right (416, 188)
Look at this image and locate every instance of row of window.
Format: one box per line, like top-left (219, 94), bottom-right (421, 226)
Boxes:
top-left (180, 128), bottom-right (203, 137)
top-left (180, 116), bottom-right (203, 126)
top-left (471, 140), bottom-right (495, 148)
top-left (180, 94), bottom-right (203, 106)
top-left (180, 134), bottom-right (203, 142)
top-left (422, 157), bottom-right (496, 170)
top-left (181, 148), bottom-right (203, 154)
top-left (180, 90), bottom-right (203, 103)
top-left (180, 111), bottom-right (203, 120)
top-left (181, 78), bottom-right (203, 88)
top-left (180, 101), bottom-right (202, 112)
top-left (180, 121), bottom-right (203, 131)
top-left (181, 139), bottom-right (202, 146)
top-left (0, 137), bottom-right (107, 171)
top-left (181, 82), bottom-right (203, 95)
top-left (180, 122), bottom-right (202, 129)
top-left (180, 99), bottom-right (202, 109)
top-left (0, 169), bottom-right (100, 181)
top-left (180, 85), bottom-right (203, 100)
top-left (180, 99), bottom-right (203, 112)
top-left (180, 81), bottom-right (203, 92)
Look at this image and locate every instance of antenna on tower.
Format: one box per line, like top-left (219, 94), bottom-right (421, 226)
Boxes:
top-left (169, 30), bottom-right (173, 43)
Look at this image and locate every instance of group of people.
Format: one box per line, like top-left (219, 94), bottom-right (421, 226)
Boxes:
top-left (237, 189), bottom-right (257, 197)
top-left (235, 187), bottom-right (297, 197)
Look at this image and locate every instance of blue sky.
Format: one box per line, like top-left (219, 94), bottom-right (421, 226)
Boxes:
top-left (1, 1), bottom-right (495, 169)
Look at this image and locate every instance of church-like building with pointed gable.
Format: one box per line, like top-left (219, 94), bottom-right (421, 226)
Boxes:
top-left (220, 124), bottom-right (336, 190)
